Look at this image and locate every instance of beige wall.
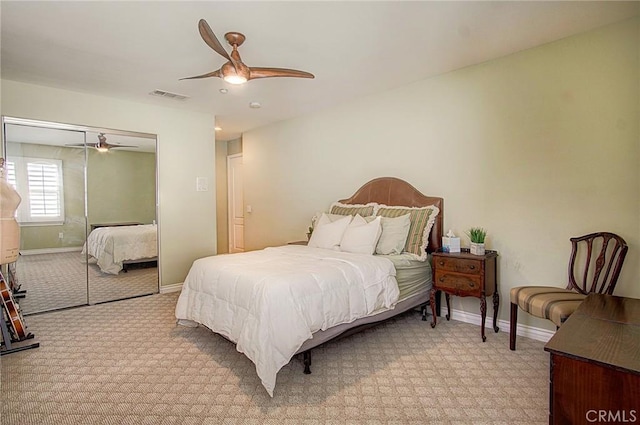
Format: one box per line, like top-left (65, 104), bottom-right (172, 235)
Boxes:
top-left (215, 140), bottom-right (228, 254)
top-left (242, 18), bottom-right (639, 330)
top-left (1, 80), bottom-right (217, 286)
top-left (87, 149), bottom-right (156, 226)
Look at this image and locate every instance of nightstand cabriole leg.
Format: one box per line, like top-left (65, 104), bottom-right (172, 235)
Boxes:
top-left (493, 291), bottom-right (500, 332)
top-left (445, 293), bottom-right (451, 321)
top-left (480, 296), bottom-right (487, 342)
top-left (429, 288), bottom-right (437, 328)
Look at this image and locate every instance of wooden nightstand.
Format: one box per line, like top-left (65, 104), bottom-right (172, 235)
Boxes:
top-left (429, 249), bottom-right (499, 341)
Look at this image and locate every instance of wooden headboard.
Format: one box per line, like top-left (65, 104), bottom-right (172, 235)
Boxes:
top-left (339, 177), bottom-right (444, 253)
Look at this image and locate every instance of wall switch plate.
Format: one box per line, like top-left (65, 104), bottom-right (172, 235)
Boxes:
top-left (196, 177), bottom-right (208, 192)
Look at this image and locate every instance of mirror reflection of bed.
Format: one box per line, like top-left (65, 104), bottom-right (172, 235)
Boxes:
top-left (84, 223), bottom-right (158, 305)
top-left (2, 118), bottom-right (159, 314)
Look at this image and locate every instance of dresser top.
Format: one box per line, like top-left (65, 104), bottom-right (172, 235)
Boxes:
top-left (544, 294), bottom-right (640, 374)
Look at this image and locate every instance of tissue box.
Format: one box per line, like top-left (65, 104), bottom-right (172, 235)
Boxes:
top-left (442, 237), bottom-right (461, 253)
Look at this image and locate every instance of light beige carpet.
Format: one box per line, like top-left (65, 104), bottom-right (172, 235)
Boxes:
top-left (15, 251), bottom-right (158, 314)
top-left (1, 292), bottom-right (548, 424)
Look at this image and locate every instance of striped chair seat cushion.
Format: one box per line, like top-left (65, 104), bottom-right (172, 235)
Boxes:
top-left (510, 286), bottom-right (586, 327)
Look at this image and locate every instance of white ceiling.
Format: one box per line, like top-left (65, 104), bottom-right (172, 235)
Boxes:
top-left (2, 1), bottom-right (638, 142)
top-left (4, 123), bottom-right (156, 153)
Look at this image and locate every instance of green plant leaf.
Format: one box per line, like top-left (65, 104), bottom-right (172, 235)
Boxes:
top-left (466, 227), bottom-right (487, 243)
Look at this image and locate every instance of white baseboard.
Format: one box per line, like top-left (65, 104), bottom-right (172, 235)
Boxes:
top-left (440, 306), bottom-right (554, 343)
top-left (21, 247), bottom-right (83, 255)
top-left (160, 282), bottom-right (183, 294)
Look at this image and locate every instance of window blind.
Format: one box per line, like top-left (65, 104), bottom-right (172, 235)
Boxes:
top-left (27, 162), bottom-right (61, 218)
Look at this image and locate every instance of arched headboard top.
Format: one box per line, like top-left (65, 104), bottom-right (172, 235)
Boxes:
top-left (339, 177), bottom-right (443, 253)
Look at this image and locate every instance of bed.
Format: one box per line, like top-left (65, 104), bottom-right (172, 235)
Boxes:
top-left (175, 177), bottom-right (443, 396)
top-left (83, 223), bottom-right (158, 274)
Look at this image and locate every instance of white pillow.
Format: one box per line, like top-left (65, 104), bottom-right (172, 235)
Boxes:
top-left (377, 204), bottom-right (440, 261)
top-left (311, 212), bottom-right (347, 228)
top-left (375, 213), bottom-right (411, 255)
top-left (340, 214), bottom-right (382, 255)
top-left (308, 213), bottom-right (352, 250)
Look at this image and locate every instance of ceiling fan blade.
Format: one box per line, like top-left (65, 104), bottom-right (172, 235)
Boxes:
top-left (65, 143), bottom-right (86, 147)
top-left (180, 69), bottom-right (222, 80)
top-left (198, 19), bottom-right (239, 72)
top-left (198, 19), bottom-right (231, 60)
top-left (107, 144), bottom-right (138, 149)
top-left (249, 67), bottom-right (315, 80)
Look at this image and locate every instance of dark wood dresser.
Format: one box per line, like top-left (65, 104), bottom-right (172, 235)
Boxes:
top-left (544, 294), bottom-right (640, 425)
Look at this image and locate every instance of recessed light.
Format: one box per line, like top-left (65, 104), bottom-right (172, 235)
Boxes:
top-left (219, 89), bottom-right (228, 94)
top-left (215, 126), bottom-right (222, 131)
top-left (249, 101), bottom-right (261, 109)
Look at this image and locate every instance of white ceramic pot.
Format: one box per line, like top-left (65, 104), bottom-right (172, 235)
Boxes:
top-left (470, 242), bottom-right (485, 255)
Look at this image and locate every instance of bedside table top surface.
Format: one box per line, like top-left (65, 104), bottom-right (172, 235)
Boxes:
top-left (433, 249), bottom-right (498, 259)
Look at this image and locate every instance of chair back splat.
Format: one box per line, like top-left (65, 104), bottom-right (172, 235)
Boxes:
top-left (567, 232), bottom-right (628, 296)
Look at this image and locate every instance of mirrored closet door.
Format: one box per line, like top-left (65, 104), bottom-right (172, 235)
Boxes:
top-left (1, 117), bottom-right (159, 315)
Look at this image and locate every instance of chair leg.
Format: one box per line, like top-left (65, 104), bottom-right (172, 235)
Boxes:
top-left (510, 302), bottom-right (518, 351)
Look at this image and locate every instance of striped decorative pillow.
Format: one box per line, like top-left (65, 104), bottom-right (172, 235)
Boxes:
top-left (376, 205), bottom-right (440, 261)
top-left (329, 202), bottom-right (377, 217)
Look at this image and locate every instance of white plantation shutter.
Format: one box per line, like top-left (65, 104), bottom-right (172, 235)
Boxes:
top-left (7, 157), bottom-right (65, 224)
top-left (27, 161), bottom-right (61, 218)
top-left (5, 160), bottom-right (17, 189)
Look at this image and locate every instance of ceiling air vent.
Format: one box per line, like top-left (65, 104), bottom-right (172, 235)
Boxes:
top-left (149, 89), bottom-right (189, 101)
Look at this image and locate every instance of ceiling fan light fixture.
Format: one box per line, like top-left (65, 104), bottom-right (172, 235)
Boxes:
top-left (95, 144), bottom-right (109, 153)
top-left (223, 74), bottom-right (247, 85)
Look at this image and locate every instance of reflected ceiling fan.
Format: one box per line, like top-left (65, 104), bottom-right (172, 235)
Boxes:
top-left (66, 133), bottom-right (138, 152)
top-left (181, 19), bottom-right (315, 85)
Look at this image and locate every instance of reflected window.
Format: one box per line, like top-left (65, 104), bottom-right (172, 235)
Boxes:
top-left (6, 156), bottom-right (65, 225)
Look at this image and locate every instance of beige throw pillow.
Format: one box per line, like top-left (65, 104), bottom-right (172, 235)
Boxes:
top-left (375, 213), bottom-right (412, 255)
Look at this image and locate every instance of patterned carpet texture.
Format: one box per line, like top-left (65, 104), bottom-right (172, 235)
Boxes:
top-left (1, 292), bottom-right (549, 424)
top-left (15, 251), bottom-right (158, 314)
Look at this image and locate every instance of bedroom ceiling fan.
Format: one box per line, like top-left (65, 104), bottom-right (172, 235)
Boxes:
top-left (181, 19), bottom-right (315, 85)
top-left (66, 133), bottom-right (138, 152)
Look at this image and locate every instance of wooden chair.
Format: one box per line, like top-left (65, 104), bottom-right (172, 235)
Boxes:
top-left (509, 232), bottom-right (628, 350)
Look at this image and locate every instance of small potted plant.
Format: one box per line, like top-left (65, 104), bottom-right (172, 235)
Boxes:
top-left (467, 227), bottom-right (487, 255)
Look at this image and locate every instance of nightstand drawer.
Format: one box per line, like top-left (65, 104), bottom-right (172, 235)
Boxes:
top-left (434, 257), bottom-right (482, 275)
top-left (435, 272), bottom-right (483, 296)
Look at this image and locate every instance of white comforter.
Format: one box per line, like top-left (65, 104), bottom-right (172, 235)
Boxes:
top-left (175, 244), bottom-right (399, 396)
top-left (83, 224), bottom-right (157, 274)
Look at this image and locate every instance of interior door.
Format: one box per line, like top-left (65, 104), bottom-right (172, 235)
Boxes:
top-left (227, 154), bottom-right (244, 253)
